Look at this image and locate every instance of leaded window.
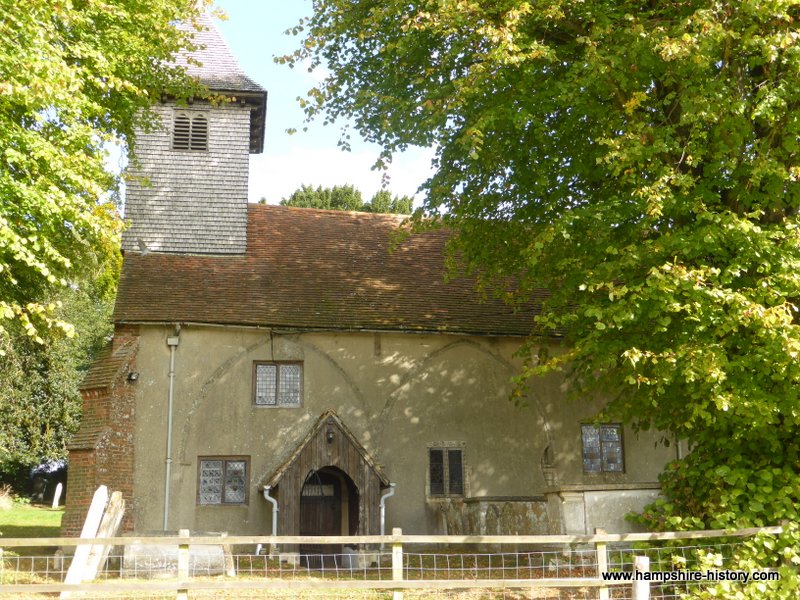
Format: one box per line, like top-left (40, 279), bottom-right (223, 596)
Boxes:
top-left (428, 445), bottom-right (465, 497)
top-left (581, 424), bottom-right (624, 473)
top-left (198, 457), bottom-right (248, 505)
top-left (172, 112), bottom-right (208, 151)
top-left (253, 362), bottom-right (303, 407)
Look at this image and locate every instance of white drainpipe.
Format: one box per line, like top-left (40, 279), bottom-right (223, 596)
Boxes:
top-left (163, 328), bottom-right (180, 531)
top-left (262, 486), bottom-right (279, 556)
top-left (380, 483), bottom-right (397, 549)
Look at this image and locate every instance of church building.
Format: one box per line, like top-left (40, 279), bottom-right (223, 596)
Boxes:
top-left (62, 11), bottom-right (674, 545)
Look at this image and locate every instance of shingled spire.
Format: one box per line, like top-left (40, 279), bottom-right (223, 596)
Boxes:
top-left (172, 10), bottom-right (266, 152)
top-left (122, 11), bottom-right (267, 255)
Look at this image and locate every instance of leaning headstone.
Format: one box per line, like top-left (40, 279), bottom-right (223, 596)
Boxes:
top-left (83, 491), bottom-right (125, 580)
top-left (52, 483), bottom-right (63, 509)
top-left (61, 485), bottom-right (109, 599)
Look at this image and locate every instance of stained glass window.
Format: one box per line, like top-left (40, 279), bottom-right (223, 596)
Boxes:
top-left (254, 362), bottom-right (303, 407)
top-left (198, 458), bottom-right (248, 504)
top-left (428, 446), bottom-right (465, 497)
top-left (581, 424), bottom-right (624, 473)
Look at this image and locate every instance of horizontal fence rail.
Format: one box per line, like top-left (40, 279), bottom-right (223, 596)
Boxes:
top-left (0, 526), bottom-right (783, 547)
top-left (0, 526), bottom-right (784, 599)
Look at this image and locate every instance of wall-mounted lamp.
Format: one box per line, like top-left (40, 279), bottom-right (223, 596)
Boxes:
top-left (127, 372), bottom-right (139, 383)
top-left (326, 429), bottom-right (335, 444)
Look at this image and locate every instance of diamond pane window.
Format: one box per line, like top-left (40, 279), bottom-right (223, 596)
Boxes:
top-left (253, 362), bottom-right (303, 407)
top-left (254, 364), bottom-right (277, 405)
top-left (581, 424), bottom-right (624, 473)
top-left (199, 460), bottom-right (223, 505)
top-left (278, 364), bottom-right (302, 406)
top-left (198, 458), bottom-right (249, 505)
top-left (428, 445), bottom-right (465, 497)
top-left (224, 461), bottom-right (247, 504)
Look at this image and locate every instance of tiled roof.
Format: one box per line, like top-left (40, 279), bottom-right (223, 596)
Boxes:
top-left (114, 204), bottom-right (539, 336)
top-left (174, 11), bottom-right (265, 94)
top-left (67, 425), bottom-right (110, 451)
top-left (80, 341), bottom-right (137, 391)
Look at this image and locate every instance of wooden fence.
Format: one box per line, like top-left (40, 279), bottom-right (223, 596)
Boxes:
top-left (0, 526), bottom-right (783, 599)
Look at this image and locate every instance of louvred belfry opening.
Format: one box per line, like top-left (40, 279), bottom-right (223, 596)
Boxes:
top-left (172, 113), bottom-right (208, 151)
top-left (190, 115), bottom-right (208, 150)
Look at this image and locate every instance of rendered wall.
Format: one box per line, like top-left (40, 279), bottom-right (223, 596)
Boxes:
top-left (127, 325), bottom-right (675, 536)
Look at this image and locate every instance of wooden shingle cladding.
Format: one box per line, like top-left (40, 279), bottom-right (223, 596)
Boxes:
top-left (115, 204), bottom-right (542, 336)
top-left (122, 103), bottom-right (250, 254)
top-left (172, 11), bottom-right (266, 152)
top-left (263, 411), bottom-right (389, 538)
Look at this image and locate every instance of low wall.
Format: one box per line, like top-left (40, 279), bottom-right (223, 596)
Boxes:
top-left (545, 484), bottom-right (661, 534)
top-left (433, 496), bottom-right (550, 535)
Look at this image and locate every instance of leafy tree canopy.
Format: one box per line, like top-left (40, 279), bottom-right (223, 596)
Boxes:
top-left (288, 1), bottom-right (800, 589)
top-left (278, 184), bottom-right (413, 214)
top-left (0, 0), bottom-right (205, 347)
top-left (0, 257), bottom-right (118, 481)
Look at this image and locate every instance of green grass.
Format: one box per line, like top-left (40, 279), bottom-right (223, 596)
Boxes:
top-left (0, 502), bottom-right (63, 539)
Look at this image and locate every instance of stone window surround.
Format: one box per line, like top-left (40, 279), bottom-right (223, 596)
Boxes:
top-left (426, 441), bottom-right (467, 499)
top-left (197, 456), bottom-right (250, 506)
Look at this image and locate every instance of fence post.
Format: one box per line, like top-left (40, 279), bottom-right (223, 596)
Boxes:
top-left (633, 555), bottom-right (650, 600)
top-left (595, 528), bottom-right (609, 600)
top-left (392, 527), bottom-right (403, 600)
top-left (177, 529), bottom-right (190, 600)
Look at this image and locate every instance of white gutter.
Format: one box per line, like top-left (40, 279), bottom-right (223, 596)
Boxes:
top-left (261, 486), bottom-right (279, 556)
top-left (379, 483), bottom-right (397, 549)
top-left (163, 327), bottom-right (181, 531)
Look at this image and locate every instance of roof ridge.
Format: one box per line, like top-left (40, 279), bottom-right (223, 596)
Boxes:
top-left (250, 203), bottom-right (409, 221)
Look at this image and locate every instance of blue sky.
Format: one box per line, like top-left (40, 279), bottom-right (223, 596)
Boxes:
top-left (214, 0), bottom-right (433, 204)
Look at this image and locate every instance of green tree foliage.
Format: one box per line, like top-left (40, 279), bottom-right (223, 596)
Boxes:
top-left (0, 242), bottom-right (119, 484)
top-left (0, 278), bottom-right (116, 478)
top-left (288, 2), bottom-right (800, 591)
top-left (279, 184), bottom-right (413, 214)
top-left (0, 0), bottom-right (204, 346)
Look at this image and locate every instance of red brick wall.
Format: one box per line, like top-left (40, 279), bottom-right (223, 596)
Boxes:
top-left (62, 328), bottom-right (139, 536)
top-left (61, 448), bottom-right (98, 535)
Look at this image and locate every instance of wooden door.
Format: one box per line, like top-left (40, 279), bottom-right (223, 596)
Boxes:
top-left (299, 470), bottom-right (341, 567)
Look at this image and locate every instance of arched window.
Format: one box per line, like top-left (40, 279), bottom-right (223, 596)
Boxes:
top-left (172, 112), bottom-right (208, 151)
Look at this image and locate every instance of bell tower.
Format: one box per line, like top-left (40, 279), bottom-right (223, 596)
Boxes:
top-left (122, 11), bottom-right (266, 255)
